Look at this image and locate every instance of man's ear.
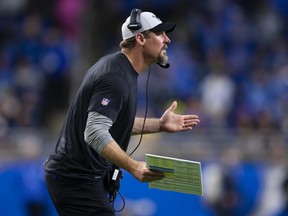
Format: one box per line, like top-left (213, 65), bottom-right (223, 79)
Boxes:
top-left (135, 33), bottom-right (145, 45)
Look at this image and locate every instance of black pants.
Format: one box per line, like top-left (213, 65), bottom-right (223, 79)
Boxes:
top-left (45, 172), bottom-right (115, 216)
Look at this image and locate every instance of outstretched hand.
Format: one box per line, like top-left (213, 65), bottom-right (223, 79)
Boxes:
top-left (159, 101), bottom-right (200, 133)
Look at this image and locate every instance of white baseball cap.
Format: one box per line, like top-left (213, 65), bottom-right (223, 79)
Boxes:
top-left (121, 10), bottom-right (176, 40)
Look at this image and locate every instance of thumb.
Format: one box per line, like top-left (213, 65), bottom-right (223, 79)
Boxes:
top-left (168, 101), bottom-right (177, 112)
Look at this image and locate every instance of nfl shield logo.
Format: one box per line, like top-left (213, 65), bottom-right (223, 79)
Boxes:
top-left (101, 98), bottom-right (110, 106)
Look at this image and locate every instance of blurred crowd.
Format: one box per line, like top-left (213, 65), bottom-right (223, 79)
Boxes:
top-left (0, 0), bottom-right (81, 131)
top-left (133, 0), bottom-right (288, 136)
top-left (0, 0), bottom-right (287, 136)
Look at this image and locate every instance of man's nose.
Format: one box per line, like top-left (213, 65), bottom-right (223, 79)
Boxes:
top-left (164, 33), bottom-right (171, 44)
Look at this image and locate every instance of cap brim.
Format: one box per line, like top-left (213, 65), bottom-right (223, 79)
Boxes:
top-left (151, 22), bottom-right (176, 33)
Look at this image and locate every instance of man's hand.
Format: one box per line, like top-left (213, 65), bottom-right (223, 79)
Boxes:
top-left (160, 101), bottom-right (200, 133)
top-left (131, 161), bottom-right (165, 182)
top-left (101, 142), bottom-right (164, 182)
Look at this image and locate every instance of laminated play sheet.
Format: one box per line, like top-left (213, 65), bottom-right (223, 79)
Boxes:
top-left (146, 154), bottom-right (203, 196)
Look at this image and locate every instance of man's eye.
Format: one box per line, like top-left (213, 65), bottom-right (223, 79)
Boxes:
top-left (153, 31), bottom-right (164, 36)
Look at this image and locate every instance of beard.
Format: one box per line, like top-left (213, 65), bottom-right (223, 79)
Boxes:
top-left (158, 48), bottom-right (168, 65)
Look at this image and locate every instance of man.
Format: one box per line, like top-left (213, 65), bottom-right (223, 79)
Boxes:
top-left (44, 9), bottom-right (200, 216)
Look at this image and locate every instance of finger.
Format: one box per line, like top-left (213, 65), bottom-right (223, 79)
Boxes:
top-left (187, 121), bottom-right (199, 126)
top-left (147, 170), bottom-right (165, 177)
top-left (183, 119), bottom-right (199, 126)
top-left (185, 117), bottom-right (200, 123)
top-left (152, 171), bottom-right (165, 177)
top-left (143, 171), bottom-right (165, 182)
top-left (150, 173), bottom-right (165, 181)
top-left (167, 101), bottom-right (177, 112)
top-left (183, 115), bottom-right (199, 120)
top-left (181, 121), bottom-right (198, 130)
top-left (180, 127), bottom-right (192, 132)
top-left (185, 118), bottom-right (200, 123)
top-left (183, 120), bottom-right (199, 126)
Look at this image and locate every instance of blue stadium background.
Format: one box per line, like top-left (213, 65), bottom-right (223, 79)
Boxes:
top-left (0, 0), bottom-right (287, 215)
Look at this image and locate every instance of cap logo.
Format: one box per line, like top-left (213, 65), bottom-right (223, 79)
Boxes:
top-left (152, 14), bottom-right (161, 22)
top-left (152, 14), bottom-right (161, 21)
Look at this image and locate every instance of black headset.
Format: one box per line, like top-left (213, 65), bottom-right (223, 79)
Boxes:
top-left (127, 9), bottom-right (142, 31)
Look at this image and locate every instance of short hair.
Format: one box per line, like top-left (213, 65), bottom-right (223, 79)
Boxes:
top-left (119, 31), bottom-right (151, 49)
top-left (119, 37), bottom-right (136, 49)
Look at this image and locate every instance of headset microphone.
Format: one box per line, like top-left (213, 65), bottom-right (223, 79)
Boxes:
top-left (157, 62), bottom-right (170, 69)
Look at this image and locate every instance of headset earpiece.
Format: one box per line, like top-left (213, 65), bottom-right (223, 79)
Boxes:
top-left (127, 9), bottom-right (142, 30)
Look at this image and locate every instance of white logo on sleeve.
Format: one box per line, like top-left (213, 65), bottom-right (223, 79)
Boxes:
top-left (101, 98), bottom-right (110, 106)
